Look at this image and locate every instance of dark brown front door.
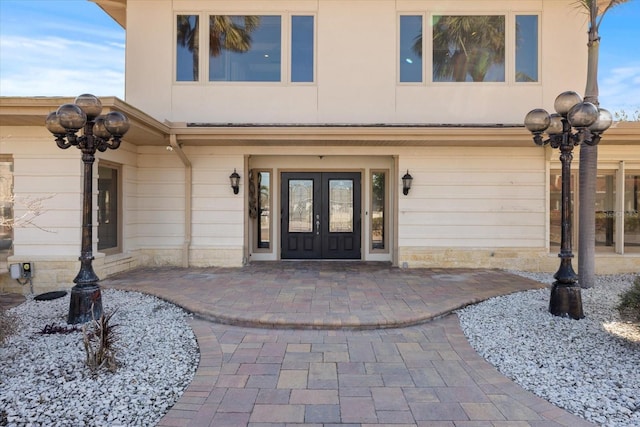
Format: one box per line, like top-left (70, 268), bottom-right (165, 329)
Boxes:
top-left (281, 172), bottom-right (361, 259)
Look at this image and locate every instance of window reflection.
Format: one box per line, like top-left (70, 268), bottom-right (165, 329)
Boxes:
top-left (98, 164), bottom-right (119, 252)
top-left (371, 172), bottom-right (385, 249)
top-left (0, 157), bottom-right (13, 262)
top-left (595, 174), bottom-right (616, 248)
top-left (400, 15), bottom-right (422, 83)
top-left (176, 15), bottom-right (199, 81)
top-left (209, 15), bottom-right (281, 82)
top-left (432, 15), bottom-right (505, 82)
top-left (257, 171), bottom-right (270, 248)
top-left (516, 15), bottom-right (538, 82)
top-left (291, 16), bottom-right (314, 82)
top-left (625, 172), bottom-right (640, 251)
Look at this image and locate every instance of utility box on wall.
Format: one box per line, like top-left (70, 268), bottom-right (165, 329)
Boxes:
top-left (10, 262), bottom-right (33, 279)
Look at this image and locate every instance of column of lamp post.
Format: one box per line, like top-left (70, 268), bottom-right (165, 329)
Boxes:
top-left (524, 91), bottom-right (612, 320)
top-left (46, 94), bottom-right (130, 324)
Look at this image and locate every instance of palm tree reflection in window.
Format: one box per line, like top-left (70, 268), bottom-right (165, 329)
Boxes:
top-left (411, 15), bottom-right (506, 82)
top-left (176, 15), bottom-right (260, 81)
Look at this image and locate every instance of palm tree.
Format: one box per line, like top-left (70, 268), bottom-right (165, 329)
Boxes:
top-left (429, 15), bottom-right (505, 82)
top-left (576, 0), bottom-right (629, 288)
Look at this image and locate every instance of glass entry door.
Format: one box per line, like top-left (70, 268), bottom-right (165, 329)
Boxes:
top-left (281, 172), bottom-right (361, 259)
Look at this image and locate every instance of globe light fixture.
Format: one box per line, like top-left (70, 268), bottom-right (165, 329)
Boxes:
top-left (524, 91), bottom-right (611, 319)
top-left (46, 94), bottom-right (130, 324)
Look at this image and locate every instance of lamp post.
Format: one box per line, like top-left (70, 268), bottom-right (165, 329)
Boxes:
top-left (524, 91), bottom-right (612, 319)
top-left (46, 94), bottom-right (130, 324)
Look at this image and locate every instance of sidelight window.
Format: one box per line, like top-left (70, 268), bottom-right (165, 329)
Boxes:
top-left (370, 171), bottom-right (387, 250)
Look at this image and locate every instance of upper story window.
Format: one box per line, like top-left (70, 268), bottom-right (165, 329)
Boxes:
top-left (210, 16), bottom-right (281, 82)
top-left (433, 15), bottom-right (505, 82)
top-left (399, 15), bottom-right (422, 83)
top-left (177, 15), bottom-right (199, 82)
top-left (515, 15), bottom-right (539, 82)
top-left (399, 13), bottom-right (538, 84)
top-left (176, 14), bottom-right (315, 83)
top-left (291, 15), bottom-right (314, 83)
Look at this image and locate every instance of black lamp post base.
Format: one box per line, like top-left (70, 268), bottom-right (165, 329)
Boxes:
top-left (67, 284), bottom-right (102, 324)
top-left (549, 283), bottom-right (584, 320)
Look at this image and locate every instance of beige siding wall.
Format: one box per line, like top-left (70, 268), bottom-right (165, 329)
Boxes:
top-left (397, 146), bottom-right (545, 250)
top-left (135, 147), bottom-right (185, 251)
top-left (125, 0), bottom-right (587, 125)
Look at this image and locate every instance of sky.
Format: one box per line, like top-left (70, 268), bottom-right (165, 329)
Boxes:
top-left (0, 0), bottom-right (639, 116)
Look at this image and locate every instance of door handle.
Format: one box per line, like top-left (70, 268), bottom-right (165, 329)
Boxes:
top-left (316, 214), bottom-right (320, 235)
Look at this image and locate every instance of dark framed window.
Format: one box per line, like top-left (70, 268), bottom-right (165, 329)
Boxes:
top-left (0, 156), bottom-right (13, 262)
top-left (98, 163), bottom-right (121, 254)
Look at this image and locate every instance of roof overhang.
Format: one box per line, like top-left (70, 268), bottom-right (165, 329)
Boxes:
top-left (0, 97), bottom-right (169, 146)
top-left (91, 0), bottom-right (126, 29)
top-left (2, 97), bottom-right (638, 148)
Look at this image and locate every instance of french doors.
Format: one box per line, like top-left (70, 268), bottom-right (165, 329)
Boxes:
top-left (281, 172), bottom-right (361, 259)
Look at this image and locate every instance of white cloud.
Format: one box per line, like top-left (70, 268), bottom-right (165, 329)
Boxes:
top-left (599, 64), bottom-right (640, 114)
top-left (0, 35), bottom-right (124, 98)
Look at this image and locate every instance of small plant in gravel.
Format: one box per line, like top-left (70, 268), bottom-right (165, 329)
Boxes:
top-left (39, 323), bottom-right (80, 335)
top-left (83, 308), bottom-right (119, 373)
top-left (617, 276), bottom-right (640, 324)
top-left (0, 308), bottom-right (18, 345)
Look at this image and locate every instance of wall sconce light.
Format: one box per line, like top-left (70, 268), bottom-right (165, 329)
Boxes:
top-left (229, 169), bottom-right (241, 195)
top-left (402, 170), bottom-right (413, 195)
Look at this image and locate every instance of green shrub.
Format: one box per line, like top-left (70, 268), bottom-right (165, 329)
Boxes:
top-left (617, 276), bottom-right (640, 323)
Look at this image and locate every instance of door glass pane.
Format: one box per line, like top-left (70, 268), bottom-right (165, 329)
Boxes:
top-left (209, 15), bottom-right (281, 82)
top-left (329, 180), bottom-right (353, 233)
top-left (176, 15), bottom-right (199, 81)
top-left (595, 174), bottom-right (615, 248)
top-left (516, 15), bottom-right (538, 82)
top-left (289, 179), bottom-right (313, 232)
top-left (258, 171), bottom-right (270, 248)
top-left (432, 15), bottom-right (505, 82)
top-left (400, 15), bottom-right (422, 83)
top-left (625, 172), bottom-right (640, 251)
top-left (291, 15), bottom-right (314, 82)
top-left (371, 172), bottom-right (385, 249)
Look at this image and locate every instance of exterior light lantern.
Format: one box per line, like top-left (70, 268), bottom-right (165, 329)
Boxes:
top-left (230, 169), bottom-right (241, 195)
top-left (524, 91), bottom-right (611, 320)
top-left (402, 170), bottom-right (413, 195)
top-left (45, 94), bottom-right (130, 324)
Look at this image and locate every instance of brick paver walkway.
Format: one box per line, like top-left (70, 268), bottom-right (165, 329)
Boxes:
top-left (99, 262), bottom-right (594, 427)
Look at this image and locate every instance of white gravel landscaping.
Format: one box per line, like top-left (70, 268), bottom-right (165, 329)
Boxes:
top-left (1, 272), bottom-right (638, 427)
top-left (0, 289), bottom-right (198, 427)
top-left (458, 272), bottom-right (640, 427)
